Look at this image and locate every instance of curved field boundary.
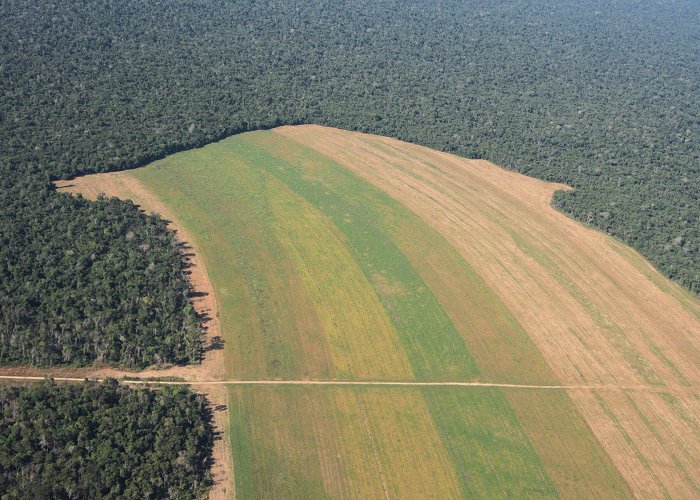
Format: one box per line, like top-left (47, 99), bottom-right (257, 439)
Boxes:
top-left (55, 172), bottom-right (234, 500)
top-left (55, 173), bottom-right (225, 383)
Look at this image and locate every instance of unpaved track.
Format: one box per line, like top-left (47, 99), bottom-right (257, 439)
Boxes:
top-left (1, 375), bottom-right (696, 393)
top-left (194, 384), bottom-right (235, 500)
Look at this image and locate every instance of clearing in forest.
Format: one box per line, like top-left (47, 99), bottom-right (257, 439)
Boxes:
top-left (57, 125), bottom-right (700, 499)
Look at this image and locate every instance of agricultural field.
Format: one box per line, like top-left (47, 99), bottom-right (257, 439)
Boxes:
top-left (58, 126), bottom-right (700, 498)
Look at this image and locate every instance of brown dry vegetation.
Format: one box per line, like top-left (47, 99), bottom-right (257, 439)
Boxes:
top-left (276, 124), bottom-right (700, 498)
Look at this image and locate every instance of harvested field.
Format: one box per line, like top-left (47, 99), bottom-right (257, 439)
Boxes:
top-left (276, 125), bottom-right (700, 497)
top-left (55, 124), bottom-right (700, 498)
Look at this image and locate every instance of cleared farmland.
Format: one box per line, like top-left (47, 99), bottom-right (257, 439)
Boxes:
top-left (57, 125), bottom-right (700, 498)
top-left (277, 125), bottom-right (700, 498)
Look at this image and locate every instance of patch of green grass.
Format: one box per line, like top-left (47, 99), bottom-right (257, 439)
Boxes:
top-left (422, 387), bottom-right (557, 497)
top-left (239, 131), bottom-right (478, 380)
top-left (228, 387), bottom-right (330, 499)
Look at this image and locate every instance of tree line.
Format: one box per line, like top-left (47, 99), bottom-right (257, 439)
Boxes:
top-left (1, 0), bottom-right (698, 369)
top-left (0, 171), bottom-right (201, 368)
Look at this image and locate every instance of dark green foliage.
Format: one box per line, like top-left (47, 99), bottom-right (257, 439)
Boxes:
top-left (0, 379), bottom-right (213, 499)
top-left (0, 169), bottom-right (201, 368)
top-left (0, 0), bottom-right (697, 371)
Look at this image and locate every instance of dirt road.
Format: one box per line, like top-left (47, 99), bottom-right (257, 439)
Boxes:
top-left (1, 375), bottom-right (695, 393)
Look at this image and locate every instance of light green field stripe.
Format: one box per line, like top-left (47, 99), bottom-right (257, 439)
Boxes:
top-left (237, 131), bottom-right (479, 381)
top-left (422, 387), bottom-right (557, 498)
top-left (131, 148), bottom-right (335, 380)
top-left (228, 387), bottom-right (331, 499)
top-left (130, 155), bottom-right (268, 378)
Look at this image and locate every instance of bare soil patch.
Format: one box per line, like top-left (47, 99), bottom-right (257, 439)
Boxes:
top-left (192, 384), bottom-right (235, 500)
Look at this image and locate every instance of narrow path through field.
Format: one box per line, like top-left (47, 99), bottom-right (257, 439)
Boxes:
top-left (1, 376), bottom-right (696, 393)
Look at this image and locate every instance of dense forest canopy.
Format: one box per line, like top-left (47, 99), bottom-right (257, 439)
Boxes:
top-left (0, 379), bottom-right (213, 498)
top-left (0, 177), bottom-right (201, 368)
top-left (0, 0), bottom-right (698, 367)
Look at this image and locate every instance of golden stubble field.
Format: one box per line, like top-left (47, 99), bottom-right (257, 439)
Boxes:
top-left (55, 125), bottom-right (699, 498)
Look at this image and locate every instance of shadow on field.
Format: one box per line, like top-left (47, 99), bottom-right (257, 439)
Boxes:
top-left (205, 336), bottom-right (224, 352)
top-left (173, 239), bottom-right (225, 362)
top-left (177, 240), bottom-right (197, 269)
